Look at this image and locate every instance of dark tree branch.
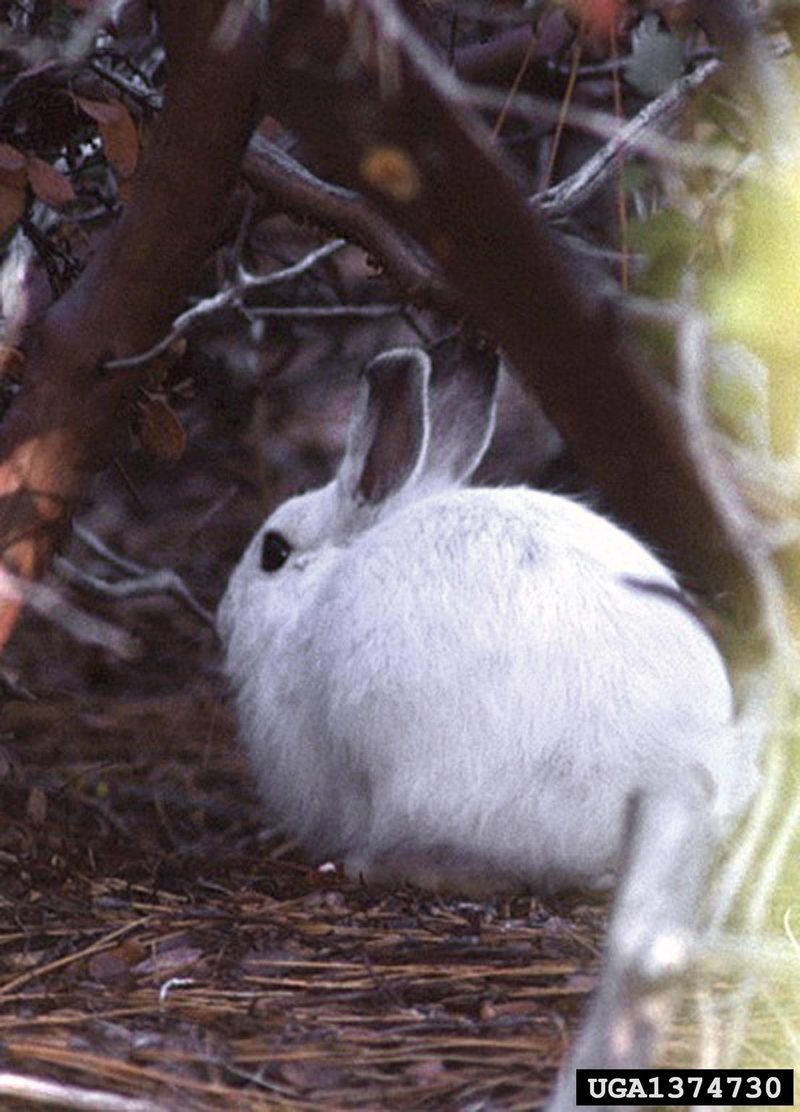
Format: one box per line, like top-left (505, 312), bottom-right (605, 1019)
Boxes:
top-left (260, 0), bottom-right (760, 649)
top-left (243, 134), bottom-right (460, 315)
top-left (0, 0), bottom-right (269, 650)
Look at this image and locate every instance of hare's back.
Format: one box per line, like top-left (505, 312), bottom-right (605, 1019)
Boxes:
top-left (346, 485), bottom-right (678, 612)
top-left (314, 486), bottom-right (731, 737)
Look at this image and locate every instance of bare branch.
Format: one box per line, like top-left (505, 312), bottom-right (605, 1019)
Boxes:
top-left (246, 303), bottom-right (401, 320)
top-left (0, 569), bottom-right (139, 658)
top-left (243, 135), bottom-right (460, 314)
top-left (105, 238), bottom-right (347, 372)
top-left (470, 83), bottom-right (737, 174)
top-left (536, 59), bottom-right (722, 219)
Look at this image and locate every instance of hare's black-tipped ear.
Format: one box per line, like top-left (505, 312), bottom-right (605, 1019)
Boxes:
top-left (423, 335), bottom-right (498, 486)
top-left (339, 348), bottom-right (430, 505)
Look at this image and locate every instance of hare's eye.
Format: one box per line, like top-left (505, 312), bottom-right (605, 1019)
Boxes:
top-left (261, 530), bottom-right (292, 573)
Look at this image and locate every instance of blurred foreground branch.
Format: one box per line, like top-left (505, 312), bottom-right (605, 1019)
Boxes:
top-left (548, 779), bottom-right (715, 1110)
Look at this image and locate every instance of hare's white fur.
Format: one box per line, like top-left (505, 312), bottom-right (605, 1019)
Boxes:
top-left (219, 347), bottom-right (756, 894)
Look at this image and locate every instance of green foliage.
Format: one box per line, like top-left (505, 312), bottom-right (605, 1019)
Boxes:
top-left (629, 208), bottom-right (696, 299)
top-left (707, 168), bottom-right (800, 376)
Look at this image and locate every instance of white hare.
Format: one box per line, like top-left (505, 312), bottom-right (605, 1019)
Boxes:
top-left (218, 344), bottom-right (755, 894)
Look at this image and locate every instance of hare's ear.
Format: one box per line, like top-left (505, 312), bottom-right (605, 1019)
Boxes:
top-left (421, 336), bottom-right (498, 487)
top-left (339, 348), bottom-right (431, 505)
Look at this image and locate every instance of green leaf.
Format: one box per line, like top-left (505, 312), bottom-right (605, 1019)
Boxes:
top-left (629, 209), bottom-right (695, 299)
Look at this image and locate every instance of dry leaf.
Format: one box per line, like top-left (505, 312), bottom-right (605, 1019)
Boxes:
top-left (88, 950), bottom-right (130, 981)
top-left (27, 157), bottom-right (76, 208)
top-left (76, 95), bottom-right (120, 126)
top-left (139, 397), bottom-right (187, 462)
top-left (77, 96), bottom-right (139, 179)
top-left (133, 946), bottom-right (203, 976)
top-left (0, 143), bottom-right (27, 186)
top-left (0, 183), bottom-right (26, 236)
top-left (89, 939), bottom-right (146, 980)
top-left (102, 104), bottom-right (139, 179)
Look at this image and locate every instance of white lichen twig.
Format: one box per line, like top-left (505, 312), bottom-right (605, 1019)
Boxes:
top-left (535, 58), bottom-right (723, 219)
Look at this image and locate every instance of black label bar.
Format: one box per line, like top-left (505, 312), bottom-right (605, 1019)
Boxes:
top-left (575, 1069), bottom-right (794, 1105)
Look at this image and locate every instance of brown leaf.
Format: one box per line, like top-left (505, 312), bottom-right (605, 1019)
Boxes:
top-left (102, 105), bottom-right (139, 179)
top-left (0, 143), bottom-right (27, 186)
top-left (77, 96), bottom-right (139, 179)
top-left (88, 938), bottom-right (146, 981)
top-left (76, 95), bottom-right (121, 126)
top-left (139, 398), bottom-right (187, 462)
top-left (88, 950), bottom-right (130, 981)
top-left (133, 946), bottom-right (203, 977)
top-left (27, 157), bottom-right (76, 208)
top-left (0, 183), bottom-right (26, 237)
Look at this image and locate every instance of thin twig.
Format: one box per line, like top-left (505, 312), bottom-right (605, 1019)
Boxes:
top-left (88, 59), bottom-right (164, 112)
top-left (104, 238), bottom-right (347, 372)
top-left (536, 59), bottom-right (722, 218)
top-left (55, 558), bottom-right (215, 627)
top-left (60, 523), bottom-right (215, 626)
top-left (245, 303), bottom-right (401, 320)
top-left (472, 74), bottom-right (734, 175)
top-left (74, 522), bottom-right (149, 577)
top-left (0, 917), bottom-right (151, 997)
